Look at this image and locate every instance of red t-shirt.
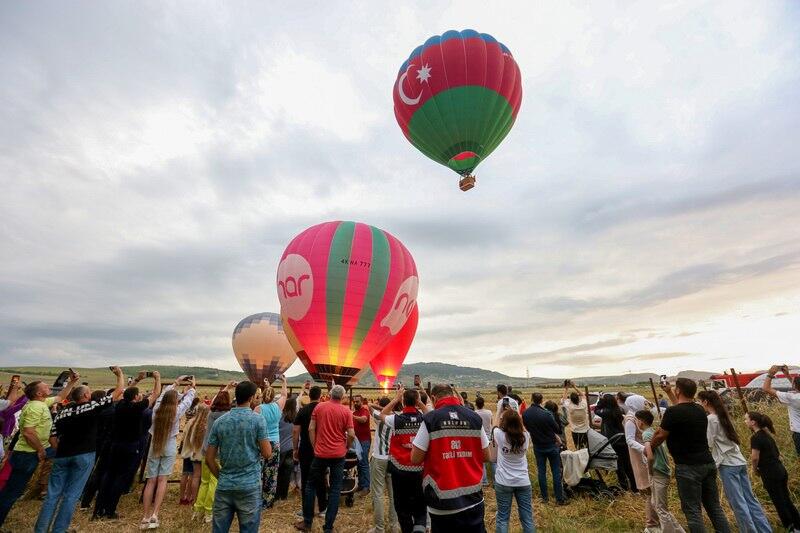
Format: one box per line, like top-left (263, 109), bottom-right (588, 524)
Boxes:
top-left (352, 406), bottom-right (371, 442)
top-left (312, 400), bottom-right (354, 458)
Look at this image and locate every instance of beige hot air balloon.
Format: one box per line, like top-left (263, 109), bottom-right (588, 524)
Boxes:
top-left (232, 312), bottom-right (297, 384)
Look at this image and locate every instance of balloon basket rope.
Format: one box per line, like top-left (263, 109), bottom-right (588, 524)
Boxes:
top-left (459, 175), bottom-right (476, 191)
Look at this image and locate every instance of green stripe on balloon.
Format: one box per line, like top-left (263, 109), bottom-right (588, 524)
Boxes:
top-left (325, 221), bottom-right (355, 365)
top-left (407, 86), bottom-right (514, 174)
top-left (344, 226), bottom-right (390, 365)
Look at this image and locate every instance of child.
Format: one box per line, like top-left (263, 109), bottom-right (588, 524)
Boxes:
top-left (636, 410), bottom-right (686, 533)
top-left (747, 412), bottom-right (800, 531)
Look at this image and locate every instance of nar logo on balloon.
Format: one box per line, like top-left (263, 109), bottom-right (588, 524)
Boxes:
top-left (277, 254), bottom-right (313, 321)
top-left (380, 275), bottom-right (419, 335)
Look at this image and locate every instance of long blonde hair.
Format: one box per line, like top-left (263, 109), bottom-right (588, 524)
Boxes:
top-left (152, 390), bottom-right (178, 456)
top-left (184, 403), bottom-right (209, 453)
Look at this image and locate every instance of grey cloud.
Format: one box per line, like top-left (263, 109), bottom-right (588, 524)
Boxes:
top-left (2, 3), bottom-right (799, 374)
top-left (500, 336), bottom-right (638, 362)
top-left (538, 250), bottom-right (800, 315)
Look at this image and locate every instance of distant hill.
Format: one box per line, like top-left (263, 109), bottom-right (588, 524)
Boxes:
top-left (0, 363), bottom-right (717, 388)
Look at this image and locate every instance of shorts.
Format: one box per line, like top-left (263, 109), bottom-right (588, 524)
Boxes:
top-left (146, 453), bottom-right (177, 479)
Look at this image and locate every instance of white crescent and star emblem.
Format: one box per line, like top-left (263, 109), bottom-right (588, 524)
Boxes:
top-left (397, 63), bottom-right (432, 106)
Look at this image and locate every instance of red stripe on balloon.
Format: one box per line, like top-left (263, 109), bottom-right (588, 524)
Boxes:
top-left (393, 37), bottom-right (521, 135)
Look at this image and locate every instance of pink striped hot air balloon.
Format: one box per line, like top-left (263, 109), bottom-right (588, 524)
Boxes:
top-left (277, 221), bottom-right (418, 385)
top-left (370, 304), bottom-right (418, 390)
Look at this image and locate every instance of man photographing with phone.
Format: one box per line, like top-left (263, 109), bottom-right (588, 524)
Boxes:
top-left (0, 368), bottom-right (82, 527)
top-left (762, 364), bottom-right (800, 455)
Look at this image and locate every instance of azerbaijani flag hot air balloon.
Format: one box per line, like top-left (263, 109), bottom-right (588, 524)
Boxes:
top-left (277, 221), bottom-right (418, 385)
top-left (393, 29), bottom-right (523, 191)
top-left (370, 304), bottom-right (418, 390)
top-left (232, 312), bottom-right (297, 384)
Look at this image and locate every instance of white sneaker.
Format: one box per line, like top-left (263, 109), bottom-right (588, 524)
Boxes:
top-left (148, 516), bottom-right (160, 529)
top-left (204, 515), bottom-right (212, 524)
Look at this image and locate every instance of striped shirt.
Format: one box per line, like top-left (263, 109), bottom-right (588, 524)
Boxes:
top-left (371, 408), bottom-right (391, 460)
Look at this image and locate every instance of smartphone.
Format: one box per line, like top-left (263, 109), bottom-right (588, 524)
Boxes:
top-left (414, 374), bottom-right (421, 387)
top-left (145, 371), bottom-right (154, 378)
top-left (502, 397), bottom-right (510, 410)
top-left (11, 374), bottom-right (20, 384)
top-left (660, 374), bottom-right (668, 386)
top-left (68, 368), bottom-right (78, 379)
top-left (395, 381), bottom-right (403, 389)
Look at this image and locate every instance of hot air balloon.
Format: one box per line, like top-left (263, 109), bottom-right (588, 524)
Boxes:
top-left (277, 221), bottom-right (418, 385)
top-left (370, 304), bottom-right (418, 390)
top-left (232, 312), bottom-right (297, 384)
top-left (393, 29), bottom-right (523, 191)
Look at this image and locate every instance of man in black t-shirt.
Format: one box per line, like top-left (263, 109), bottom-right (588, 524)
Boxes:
top-left (648, 378), bottom-right (731, 533)
top-left (94, 371), bottom-right (162, 519)
top-left (293, 385), bottom-right (326, 516)
top-left (33, 366), bottom-right (125, 533)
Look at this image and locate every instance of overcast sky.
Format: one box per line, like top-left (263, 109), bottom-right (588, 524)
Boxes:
top-left (2, 1), bottom-right (799, 378)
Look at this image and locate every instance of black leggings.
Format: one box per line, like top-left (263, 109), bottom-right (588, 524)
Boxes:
top-left (612, 440), bottom-right (637, 492)
top-left (762, 472), bottom-right (800, 529)
top-left (276, 450), bottom-right (294, 500)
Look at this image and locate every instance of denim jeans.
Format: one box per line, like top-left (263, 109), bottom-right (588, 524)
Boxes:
top-left (303, 457), bottom-right (345, 532)
top-left (212, 487), bottom-right (262, 533)
top-left (0, 450), bottom-right (44, 525)
top-left (481, 461), bottom-right (494, 486)
top-left (718, 464), bottom-right (771, 533)
top-left (674, 462), bottom-right (731, 533)
top-left (34, 451), bottom-right (96, 533)
top-left (357, 440), bottom-right (371, 489)
top-left (533, 445), bottom-right (564, 503)
top-left (494, 483), bottom-right (535, 533)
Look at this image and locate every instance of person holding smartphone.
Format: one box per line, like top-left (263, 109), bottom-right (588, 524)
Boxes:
top-left (140, 374), bottom-right (196, 530)
top-left (762, 364), bottom-right (800, 455)
top-left (0, 378), bottom-right (24, 462)
top-left (0, 370), bottom-right (80, 527)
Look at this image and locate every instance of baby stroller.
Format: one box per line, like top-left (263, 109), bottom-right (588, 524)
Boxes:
top-left (562, 428), bottom-right (625, 500)
top-left (339, 448), bottom-right (360, 507)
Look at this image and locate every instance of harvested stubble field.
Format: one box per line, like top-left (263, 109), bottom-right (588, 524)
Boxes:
top-left (3, 383), bottom-right (798, 532)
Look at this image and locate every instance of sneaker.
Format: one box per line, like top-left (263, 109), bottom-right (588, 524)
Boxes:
top-left (139, 519), bottom-right (151, 531)
top-left (204, 515), bottom-right (212, 524)
top-left (318, 510), bottom-right (326, 517)
top-left (148, 516), bottom-right (160, 529)
top-left (191, 511), bottom-right (201, 521)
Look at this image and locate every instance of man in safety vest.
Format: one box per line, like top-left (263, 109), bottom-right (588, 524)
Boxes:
top-left (379, 387), bottom-right (431, 533)
top-left (410, 384), bottom-right (490, 532)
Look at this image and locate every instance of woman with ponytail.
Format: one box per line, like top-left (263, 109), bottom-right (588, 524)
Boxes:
top-left (747, 411), bottom-right (800, 532)
top-left (698, 391), bottom-right (770, 532)
top-left (256, 374), bottom-right (287, 509)
top-left (140, 377), bottom-right (196, 530)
